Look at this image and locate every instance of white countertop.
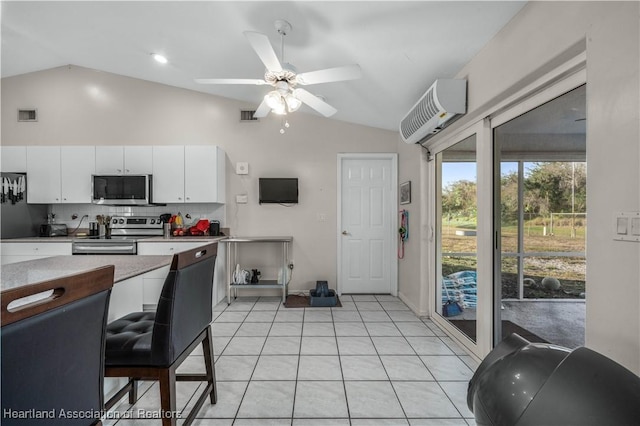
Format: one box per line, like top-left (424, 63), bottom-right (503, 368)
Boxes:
top-left (1, 255), bottom-right (172, 291)
top-left (1, 236), bottom-right (228, 243)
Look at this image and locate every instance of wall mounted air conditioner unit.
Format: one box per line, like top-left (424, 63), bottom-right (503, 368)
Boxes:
top-left (399, 79), bottom-right (467, 144)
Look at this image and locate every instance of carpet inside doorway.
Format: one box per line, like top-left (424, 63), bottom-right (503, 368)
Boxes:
top-left (284, 294), bottom-right (342, 308)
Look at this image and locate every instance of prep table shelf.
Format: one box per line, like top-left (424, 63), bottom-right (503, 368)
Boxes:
top-left (221, 237), bottom-right (292, 304)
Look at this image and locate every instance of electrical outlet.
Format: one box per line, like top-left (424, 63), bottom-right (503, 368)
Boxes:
top-left (236, 194), bottom-right (248, 204)
top-left (317, 213), bottom-right (327, 222)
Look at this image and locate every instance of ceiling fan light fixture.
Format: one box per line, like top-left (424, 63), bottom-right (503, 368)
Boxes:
top-left (285, 94), bottom-right (302, 112)
top-left (264, 90), bottom-right (284, 110)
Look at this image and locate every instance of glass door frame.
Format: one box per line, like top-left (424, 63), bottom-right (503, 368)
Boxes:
top-left (427, 55), bottom-right (587, 360)
top-left (428, 119), bottom-right (494, 360)
top-left (490, 72), bottom-right (586, 346)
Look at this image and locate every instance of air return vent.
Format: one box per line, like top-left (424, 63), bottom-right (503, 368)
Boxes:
top-left (240, 110), bottom-right (259, 122)
top-left (18, 109), bottom-right (38, 122)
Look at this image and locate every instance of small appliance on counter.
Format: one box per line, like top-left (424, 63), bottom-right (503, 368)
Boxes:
top-left (39, 223), bottom-right (68, 237)
top-left (209, 220), bottom-right (220, 236)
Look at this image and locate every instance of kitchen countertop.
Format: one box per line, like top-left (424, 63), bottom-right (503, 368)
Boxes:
top-left (0, 235), bottom-right (228, 243)
top-left (1, 255), bottom-right (172, 291)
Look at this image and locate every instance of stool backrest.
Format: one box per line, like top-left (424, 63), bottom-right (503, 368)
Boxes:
top-left (152, 243), bottom-right (217, 365)
top-left (1, 266), bottom-right (115, 426)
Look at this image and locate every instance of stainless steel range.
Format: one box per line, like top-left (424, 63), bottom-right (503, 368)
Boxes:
top-left (72, 216), bottom-right (163, 255)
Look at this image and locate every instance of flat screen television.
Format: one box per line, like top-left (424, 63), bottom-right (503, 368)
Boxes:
top-left (259, 178), bottom-right (298, 204)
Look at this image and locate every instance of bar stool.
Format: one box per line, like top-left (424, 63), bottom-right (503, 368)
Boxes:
top-left (104, 244), bottom-right (217, 426)
top-left (1, 266), bottom-right (115, 426)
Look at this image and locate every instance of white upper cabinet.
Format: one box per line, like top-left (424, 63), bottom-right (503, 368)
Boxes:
top-left (27, 146), bottom-right (62, 203)
top-left (152, 146), bottom-right (185, 203)
top-left (1, 146), bottom-right (27, 172)
top-left (96, 146), bottom-right (152, 174)
top-left (185, 146), bottom-right (225, 203)
top-left (24, 145), bottom-right (224, 205)
top-left (61, 146), bottom-right (95, 203)
top-left (27, 146), bottom-right (95, 204)
top-left (153, 145), bottom-right (225, 204)
top-left (124, 146), bottom-right (153, 174)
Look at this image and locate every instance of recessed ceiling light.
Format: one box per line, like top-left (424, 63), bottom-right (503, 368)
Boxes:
top-left (151, 53), bottom-right (168, 64)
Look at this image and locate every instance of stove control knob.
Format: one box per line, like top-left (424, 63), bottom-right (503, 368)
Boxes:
top-left (119, 219), bottom-right (125, 224)
top-left (150, 219), bottom-right (155, 224)
top-left (112, 218), bottom-right (117, 224)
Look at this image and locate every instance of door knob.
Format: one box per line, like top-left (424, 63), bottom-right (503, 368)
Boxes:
top-left (342, 231), bottom-right (348, 235)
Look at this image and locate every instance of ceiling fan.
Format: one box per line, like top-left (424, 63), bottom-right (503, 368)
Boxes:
top-left (195, 20), bottom-right (362, 119)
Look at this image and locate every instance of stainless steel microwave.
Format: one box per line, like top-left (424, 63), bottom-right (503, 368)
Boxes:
top-left (92, 175), bottom-right (152, 205)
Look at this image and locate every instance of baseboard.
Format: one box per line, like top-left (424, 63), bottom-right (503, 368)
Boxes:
top-left (398, 291), bottom-right (429, 317)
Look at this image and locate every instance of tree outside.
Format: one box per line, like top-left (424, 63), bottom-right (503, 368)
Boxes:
top-left (441, 162), bottom-right (586, 299)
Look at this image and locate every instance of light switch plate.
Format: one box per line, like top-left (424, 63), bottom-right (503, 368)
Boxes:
top-left (614, 212), bottom-right (640, 242)
top-left (236, 194), bottom-right (248, 204)
top-left (236, 162), bottom-right (249, 175)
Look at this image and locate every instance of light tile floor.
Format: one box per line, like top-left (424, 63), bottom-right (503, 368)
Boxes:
top-left (106, 295), bottom-right (479, 426)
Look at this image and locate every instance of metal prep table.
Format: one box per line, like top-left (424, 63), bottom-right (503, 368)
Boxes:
top-left (220, 236), bottom-right (292, 304)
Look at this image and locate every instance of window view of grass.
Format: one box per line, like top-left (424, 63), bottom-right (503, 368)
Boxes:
top-left (441, 162), bottom-right (586, 300)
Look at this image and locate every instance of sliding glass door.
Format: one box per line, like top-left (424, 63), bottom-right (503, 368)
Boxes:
top-left (493, 85), bottom-right (586, 348)
top-left (429, 77), bottom-right (586, 360)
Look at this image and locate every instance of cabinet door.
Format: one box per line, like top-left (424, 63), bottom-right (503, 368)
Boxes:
top-left (124, 146), bottom-right (153, 174)
top-left (1, 146), bottom-right (27, 172)
top-left (61, 146), bottom-right (95, 203)
top-left (185, 145), bottom-right (219, 203)
top-left (26, 146), bottom-right (61, 203)
top-left (152, 146), bottom-right (185, 203)
top-left (95, 146), bottom-right (124, 174)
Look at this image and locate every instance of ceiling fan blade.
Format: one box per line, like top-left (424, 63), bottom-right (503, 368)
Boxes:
top-left (243, 31), bottom-right (282, 72)
top-left (293, 88), bottom-right (337, 117)
top-left (194, 78), bottom-right (267, 85)
top-left (296, 64), bottom-right (362, 85)
top-left (253, 99), bottom-right (271, 118)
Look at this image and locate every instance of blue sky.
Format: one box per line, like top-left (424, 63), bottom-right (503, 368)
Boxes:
top-left (442, 162), bottom-right (519, 188)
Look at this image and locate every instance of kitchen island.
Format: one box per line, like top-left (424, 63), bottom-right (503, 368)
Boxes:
top-left (1, 255), bottom-right (173, 323)
top-left (0, 254), bottom-right (172, 290)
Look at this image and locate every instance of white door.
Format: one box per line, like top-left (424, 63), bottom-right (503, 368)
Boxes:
top-left (124, 146), bottom-right (153, 174)
top-left (61, 146), bottom-right (95, 203)
top-left (185, 145), bottom-right (218, 203)
top-left (95, 146), bottom-right (124, 174)
top-left (26, 146), bottom-right (61, 203)
top-left (152, 146), bottom-right (185, 203)
top-left (339, 155), bottom-right (397, 294)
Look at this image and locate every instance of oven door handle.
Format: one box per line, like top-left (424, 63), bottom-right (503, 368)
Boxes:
top-left (72, 244), bottom-right (136, 254)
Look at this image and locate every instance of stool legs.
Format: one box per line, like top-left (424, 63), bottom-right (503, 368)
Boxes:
top-left (159, 367), bottom-right (178, 426)
top-left (203, 325), bottom-right (217, 404)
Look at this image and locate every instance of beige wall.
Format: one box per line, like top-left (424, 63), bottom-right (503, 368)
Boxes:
top-left (418, 1), bottom-right (640, 372)
top-left (1, 65), bottom-right (398, 293)
top-left (396, 138), bottom-right (427, 314)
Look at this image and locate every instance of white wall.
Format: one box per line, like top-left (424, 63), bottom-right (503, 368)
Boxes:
top-left (1, 65), bottom-right (398, 293)
top-left (401, 1), bottom-right (640, 373)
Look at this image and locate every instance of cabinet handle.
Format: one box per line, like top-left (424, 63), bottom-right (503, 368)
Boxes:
top-left (63, 198), bottom-right (67, 201)
top-left (186, 197), bottom-right (190, 200)
top-left (117, 169), bottom-right (122, 173)
top-left (178, 197), bottom-right (182, 200)
top-left (169, 247), bottom-right (174, 251)
top-left (125, 169), bottom-right (130, 173)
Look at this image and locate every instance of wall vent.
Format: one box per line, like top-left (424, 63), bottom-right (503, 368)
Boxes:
top-left (240, 110), bottom-right (259, 122)
top-left (18, 109), bottom-right (38, 122)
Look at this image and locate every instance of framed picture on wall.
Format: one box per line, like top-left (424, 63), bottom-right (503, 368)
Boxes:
top-left (400, 181), bottom-right (411, 204)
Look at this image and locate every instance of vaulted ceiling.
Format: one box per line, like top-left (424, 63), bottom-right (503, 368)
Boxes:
top-left (1, 1), bottom-right (526, 131)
